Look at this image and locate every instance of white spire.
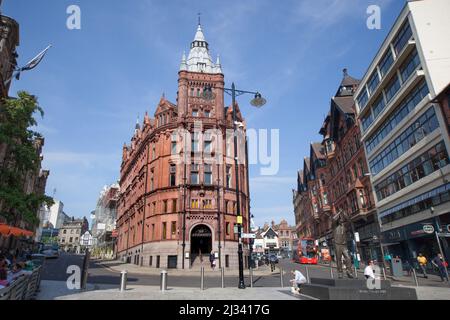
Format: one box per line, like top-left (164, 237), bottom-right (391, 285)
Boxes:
top-left (194, 24), bottom-right (206, 42)
top-left (180, 21), bottom-right (222, 74)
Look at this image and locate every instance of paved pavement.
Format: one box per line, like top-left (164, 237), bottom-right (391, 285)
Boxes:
top-left (36, 253), bottom-right (449, 300)
top-left (37, 280), bottom-right (307, 300)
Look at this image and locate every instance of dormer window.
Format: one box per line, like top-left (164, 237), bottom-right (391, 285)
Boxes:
top-left (205, 110), bottom-right (210, 118)
top-left (192, 109), bottom-right (198, 117)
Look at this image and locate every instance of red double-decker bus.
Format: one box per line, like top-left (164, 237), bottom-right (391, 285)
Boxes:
top-left (294, 238), bottom-right (318, 264)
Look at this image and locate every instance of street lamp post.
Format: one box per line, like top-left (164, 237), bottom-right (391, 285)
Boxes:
top-left (203, 82), bottom-right (266, 289)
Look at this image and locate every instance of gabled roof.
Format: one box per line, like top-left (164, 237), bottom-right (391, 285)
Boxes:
top-left (332, 96), bottom-right (355, 115)
top-left (262, 227), bottom-right (278, 238)
top-left (311, 142), bottom-right (326, 160)
top-left (340, 73), bottom-right (360, 87)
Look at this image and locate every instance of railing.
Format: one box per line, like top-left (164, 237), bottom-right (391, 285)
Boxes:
top-left (0, 266), bottom-right (42, 300)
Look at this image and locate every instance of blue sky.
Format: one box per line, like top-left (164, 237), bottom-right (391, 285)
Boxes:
top-left (4, 0), bottom-right (405, 227)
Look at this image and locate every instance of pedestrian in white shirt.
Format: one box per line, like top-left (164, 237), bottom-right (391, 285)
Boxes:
top-left (364, 260), bottom-right (377, 280)
top-left (290, 269), bottom-right (307, 294)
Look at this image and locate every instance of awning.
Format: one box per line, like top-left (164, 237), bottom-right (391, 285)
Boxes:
top-left (0, 223), bottom-right (34, 237)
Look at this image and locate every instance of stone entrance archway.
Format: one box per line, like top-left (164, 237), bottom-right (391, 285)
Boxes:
top-left (190, 224), bottom-right (212, 265)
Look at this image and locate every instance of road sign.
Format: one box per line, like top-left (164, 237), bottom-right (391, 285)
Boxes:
top-left (241, 233), bottom-right (256, 239)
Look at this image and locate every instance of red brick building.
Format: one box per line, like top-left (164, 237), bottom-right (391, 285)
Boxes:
top-left (116, 23), bottom-right (250, 270)
top-left (319, 70), bottom-right (378, 262)
top-left (294, 70), bottom-right (379, 263)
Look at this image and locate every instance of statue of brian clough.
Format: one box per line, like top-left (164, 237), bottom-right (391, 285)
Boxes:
top-left (332, 210), bottom-right (354, 279)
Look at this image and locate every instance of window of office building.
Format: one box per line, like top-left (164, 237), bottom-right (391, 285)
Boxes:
top-left (226, 222), bottom-right (230, 235)
top-left (204, 164), bottom-right (212, 185)
top-left (400, 49), bottom-right (420, 83)
top-left (191, 163), bottom-right (199, 184)
top-left (393, 21), bottom-right (412, 55)
top-left (381, 188), bottom-right (450, 225)
top-left (361, 111), bottom-right (374, 132)
top-left (172, 199), bottom-right (177, 213)
top-left (367, 71), bottom-right (380, 96)
top-left (357, 89), bottom-right (369, 110)
top-left (170, 164), bottom-right (176, 186)
top-left (385, 75), bottom-right (401, 103)
top-left (369, 107), bottom-right (439, 175)
top-left (171, 134), bottom-right (177, 155)
top-left (375, 141), bottom-right (449, 201)
top-left (379, 50), bottom-right (394, 78)
top-left (365, 81), bottom-right (429, 154)
top-left (162, 222), bottom-right (167, 239)
top-left (226, 165), bottom-right (232, 188)
top-left (163, 200), bottom-right (168, 213)
top-left (372, 94), bottom-right (386, 119)
top-left (171, 222), bottom-right (177, 237)
top-left (191, 133), bottom-right (199, 152)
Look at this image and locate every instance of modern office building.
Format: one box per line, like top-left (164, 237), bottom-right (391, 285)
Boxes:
top-left (355, 0), bottom-right (450, 262)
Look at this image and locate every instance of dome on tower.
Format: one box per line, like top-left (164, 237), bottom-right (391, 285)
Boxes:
top-left (180, 22), bottom-right (222, 74)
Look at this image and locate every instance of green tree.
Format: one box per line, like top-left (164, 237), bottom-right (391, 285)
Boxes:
top-left (0, 91), bottom-right (53, 227)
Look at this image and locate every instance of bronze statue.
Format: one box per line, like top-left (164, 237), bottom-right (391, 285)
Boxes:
top-left (332, 210), bottom-right (354, 279)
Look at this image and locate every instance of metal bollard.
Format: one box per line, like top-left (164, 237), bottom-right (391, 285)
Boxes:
top-left (160, 270), bottom-right (168, 292)
top-left (120, 270), bottom-right (127, 292)
top-left (330, 265), bottom-right (334, 279)
top-left (221, 267), bottom-right (225, 288)
top-left (412, 268), bottom-right (419, 287)
top-left (305, 266), bottom-right (310, 284)
top-left (382, 266), bottom-right (387, 280)
top-left (280, 267), bottom-right (284, 288)
top-left (250, 267), bottom-right (253, 288)
top-left (200, 267), bottom-right (205, 290)
top-left (354, 266), bottom-right (358, 279)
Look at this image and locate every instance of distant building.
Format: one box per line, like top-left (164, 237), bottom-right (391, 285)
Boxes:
top-left (80, 231), bottom-right (95, 249)
top-left (36, 200), bottom-right (70, 242)
top-left (91, 184), bottom-right (119, 258)
top-left (273, 219), bottom-right (297, 256)
top-left (58, 217), bottom-right (89, 253)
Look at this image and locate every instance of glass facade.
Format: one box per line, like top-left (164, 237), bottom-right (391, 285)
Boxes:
top-left (357, 89), bottom-right (369, 111)
top-left (369, 107), bottom-right (439, 175)
top-left (380, 185), bottom-right (450, 225)
top-left (365, 81), bottom-right (429, 154)
top-left (400, 49), bottom-right (420, 83)
top-left (372, 94), bottom-right (386, 119)
top-left (375, 141), bottom-right (449, 201)
top-left (393, 21), bottom-right (413, 55)
top-left (379, 50), bottom-right (394, 78)
top-left (385, 75), bottom-right (401, 103)
top-left (367, 71), bottom-right (380, 95)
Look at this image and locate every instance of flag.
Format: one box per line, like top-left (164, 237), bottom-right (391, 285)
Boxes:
top-left (15, 45), bottom-right (52, 80)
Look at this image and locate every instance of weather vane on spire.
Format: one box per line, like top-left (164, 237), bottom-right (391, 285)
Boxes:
top-left (198, 12), bottom-right (201, 25)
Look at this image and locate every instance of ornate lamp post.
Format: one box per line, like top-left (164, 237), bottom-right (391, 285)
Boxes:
top-left (203, 83), bottom-right (266, 289)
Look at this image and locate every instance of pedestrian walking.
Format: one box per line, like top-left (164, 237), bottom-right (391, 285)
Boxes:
top-left (403, 260), bottom-right (412, 276)
top-left (290, 269), bottom-right (307, 294)
top-left (209, 251), bottom-right (216, 270)
top-left (431, 253), bottom-right (449, 282)
top-left (417, 253), bottom-right (428, 279)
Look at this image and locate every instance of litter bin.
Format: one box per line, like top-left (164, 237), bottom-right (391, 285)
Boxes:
top-left (391, 258), bottom-right (403, 277)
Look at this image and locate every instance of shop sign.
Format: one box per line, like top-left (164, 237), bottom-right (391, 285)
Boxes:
top-left (423, 225), bottom-right (435, 234)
